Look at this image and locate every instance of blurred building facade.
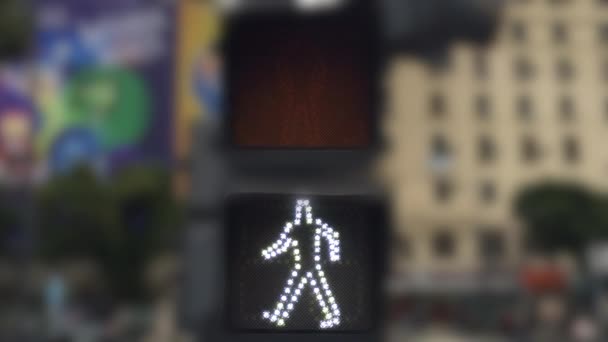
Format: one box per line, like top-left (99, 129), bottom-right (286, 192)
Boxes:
top-left (384, 0), bottom-right (608, 292)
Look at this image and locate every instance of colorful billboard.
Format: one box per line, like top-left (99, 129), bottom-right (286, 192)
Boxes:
top-left (173, 0), bottom-right (222, 195)
top-left (33, 0), bottom-right (176, 179)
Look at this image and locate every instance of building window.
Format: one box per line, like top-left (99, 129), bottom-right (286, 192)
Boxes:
top-left (434, 179), bottom-right (454, 203)
top-left (512, 20), bottom-right (527, 43)
top-left (478, 135), bottom-right (497, 163)
top-left (479, 230), bottom-right (506, 262)
top-left (521, 136), bottom-right (541, 162)
top-left (430, 92), bottom-right (446, 118)
top-left (473, 50), bottom-right (489, 80)
top-left (517, 95), bottom-right (534, 121)
top-left (479, 181), bottom-right (497, 204)
top-left (563, 136), bottom-right (580, 164)
top-left (602, 59), bottom-right (608, 82)
top-left (515, 57), bottom-right (534, 81)
top-left (559, 96), bottom-right (575, 121)
top-left (433, 230), bottom-right (456, 258)
top-left (556, 58), bottom-right (574, 81)
top-left (475, 94), bottom-right (491, 120)
top-left (599, 23), bottom-right (608, 43)
top-left (430, 135), bottom-right (452, 172)
top-left (552, 22), bottom-right (568, 44)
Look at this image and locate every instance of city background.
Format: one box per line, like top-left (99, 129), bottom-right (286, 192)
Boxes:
top-left (1, 0), bottom-right (608, 341)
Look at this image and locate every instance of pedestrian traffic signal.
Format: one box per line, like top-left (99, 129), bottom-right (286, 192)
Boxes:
top-left (224, 194), bottom-right (387, 333)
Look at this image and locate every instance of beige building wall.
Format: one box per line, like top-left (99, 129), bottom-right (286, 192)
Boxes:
top-left (383, 0), bottom-right (608, 290)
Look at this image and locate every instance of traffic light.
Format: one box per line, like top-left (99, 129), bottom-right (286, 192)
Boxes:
top-left (225, 195), bottom-right (386, 332)
top-left (221, 1), bottom-right (382, 170)
top-left (183, 2), bottom-right (388, 341)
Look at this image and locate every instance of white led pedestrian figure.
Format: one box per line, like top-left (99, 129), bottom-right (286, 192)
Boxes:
top-left (260, 199), bottom-right (342, 329)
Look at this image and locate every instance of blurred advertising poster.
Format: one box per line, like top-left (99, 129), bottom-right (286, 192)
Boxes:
top-left (173, 0), bottom-right (222, 197)
top-left (0, 64), bottom-right (40, 186)
top-left (33, 0), bottom-right (177, 180)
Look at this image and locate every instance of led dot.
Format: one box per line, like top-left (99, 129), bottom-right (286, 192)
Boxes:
top-left (292, 240), bottom-right (298, 247)
top-left (320, 278), bottom-right (326, 284)
top-left (316, 265), bottom-right (322, 271)
top-left (281, 296), bottom-right (287, 302)
top-left (302, 278), bottom-right (308, 284)
top-left (311, 280), bottom-right (317, 286)
top-left (317, 294), bottom-right (323, 300)
top-left (294, 249), bottom-right (300, 255)
top-left (304, 200), bottom-right (310, 205)
top-left (278, 319), bottom-right (285, 326)
top-left (322, 224), bottom-right (328, 228)
top-left (325, 313), bottom-right (332, 320)
top-left (288, 279), bottom-right (294, 285)
top-left (295, 220), bottom-right (300, 225)
top-left (282, 312), bottom-right (289, 318)
top-left (271, 252), bottom-right (277, 257)
top-left (295, 264), bottom-right (301, 270)
top-left (315, 241), bottom-right (321, 247)
top-left (297, 200), bottom-right (303, 205)
top-left (307, 272), bottom-right (312, 278)
top-left (278, 303), bottom-right (284, 309)
top-left (315, 235), bottom-right (320, 240)
top-left (295, 255), bottom-right (301, 261)
top-left (315, 256), bottom-right (320, 261)
top-left (287, 303), bottom-right (294, 310)
top-left (285, 288), bottom-right (291, 293)
top-left (332, 304), bottom-right (338, 310)
top-left (271, 315), bottom-right (277, 322)
top-left (292, 271), bottom-right (297, 277)
top-left (263, 311), bottom-right (270, 319)
top-left (318, 271), bottom-right (325, 276)
top-left (314, 287), bottom-right (320, 293)
top-left (291, 296), bottom-right (297, 301)
top-left (333, 232), bottom-right (339, 238)
top-left (328, 297), bottom-right (335, 303)
top-left (275, 309), bottom-right (280, 315)
top-left (315, 248), bottom-right (320, 253)
top-left (295, 289), bottom-right (301, 295)
top-left (296, 213), bottom-right (302, 219)
top-left (316, 219), bottom-right (322, 224)
top-left (323, 307), bottom-right (329, 313)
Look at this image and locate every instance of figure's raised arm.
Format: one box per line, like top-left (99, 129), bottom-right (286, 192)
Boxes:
top-left (261, 222), bottom-right (295, 260)
top-left (315, 219), bottom-right (341, 262)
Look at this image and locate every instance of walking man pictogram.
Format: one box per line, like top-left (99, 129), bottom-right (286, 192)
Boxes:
top-left (260, 199), bottom-right (342, 329)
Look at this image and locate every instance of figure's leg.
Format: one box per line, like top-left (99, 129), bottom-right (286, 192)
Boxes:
top-left (312, 268), bottom-right (341, 329)
top-left (262, 269), bottom-right (301, 327)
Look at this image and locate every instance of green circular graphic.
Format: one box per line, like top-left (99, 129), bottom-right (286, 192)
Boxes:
top-left (65, 67), bottom-right (151, 149)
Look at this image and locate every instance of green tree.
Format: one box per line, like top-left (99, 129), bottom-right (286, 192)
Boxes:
top-left (108, 165), bottom-right (182, 301)
top-left (36, 165), bottom-right (183, 303)
top-left (36, 166), bottom-right (121, 262)
top-left (514, 182), bottom-right (603, 254)
top-left (0, 191), bottom-right (17, 258)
